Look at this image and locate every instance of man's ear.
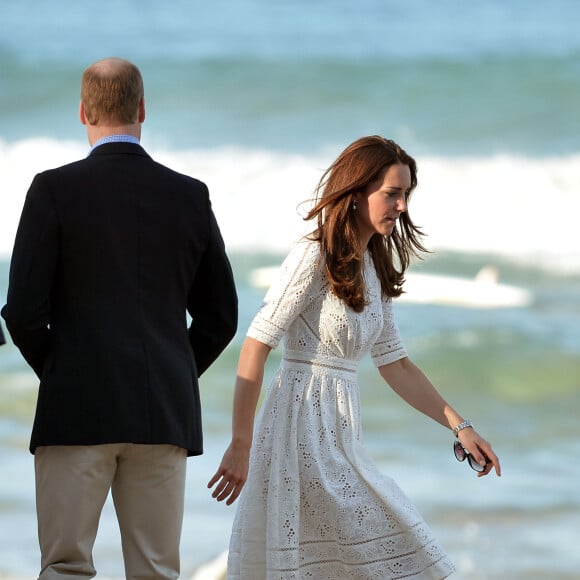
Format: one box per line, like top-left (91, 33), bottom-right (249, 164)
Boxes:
top-left (79, 101), bottom-right (87, 125)
top-left (138, 98), bottom-right (146, 123)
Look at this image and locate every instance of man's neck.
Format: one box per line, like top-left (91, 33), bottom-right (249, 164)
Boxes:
top-left (87, 124), bottom-right (141, 147)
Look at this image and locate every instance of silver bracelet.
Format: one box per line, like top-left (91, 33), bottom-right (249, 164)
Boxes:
top-left (453, 419), bottom-right (474, 437)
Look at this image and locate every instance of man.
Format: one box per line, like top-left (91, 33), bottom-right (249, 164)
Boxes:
top-left (1, 57), bottom-right (238, 579)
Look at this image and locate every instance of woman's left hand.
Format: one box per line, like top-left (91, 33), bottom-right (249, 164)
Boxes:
top-left (458, 428), bottom-right (501, 477)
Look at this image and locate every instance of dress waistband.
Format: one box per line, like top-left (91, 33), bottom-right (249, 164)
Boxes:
top-left (282, 351), bottom-right (358, 374)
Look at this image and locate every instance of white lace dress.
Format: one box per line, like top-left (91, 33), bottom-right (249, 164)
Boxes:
top-left (227, 239), bottom-right (455, 579)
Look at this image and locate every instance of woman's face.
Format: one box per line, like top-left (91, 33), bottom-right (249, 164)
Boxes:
top-left (355, 162), bottom-right (410, 245)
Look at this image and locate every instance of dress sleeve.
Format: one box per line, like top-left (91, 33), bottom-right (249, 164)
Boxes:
top-left (370, 296), bottom-right (407, 367)
top-left (247, 240), bottom-right (323, 350)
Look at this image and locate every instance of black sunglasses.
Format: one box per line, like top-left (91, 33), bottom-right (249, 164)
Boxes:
top-left (453, 440), bottom-right (486, 473)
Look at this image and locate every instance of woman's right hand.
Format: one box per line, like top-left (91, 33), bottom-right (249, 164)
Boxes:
top-left (208, 337), bottom-right (270, 505)
top-left (208, 441), bottom-right (251, 505)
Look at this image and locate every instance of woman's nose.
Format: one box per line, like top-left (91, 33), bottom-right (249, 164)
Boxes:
top-left (396, 196), bottom-right (407, 212)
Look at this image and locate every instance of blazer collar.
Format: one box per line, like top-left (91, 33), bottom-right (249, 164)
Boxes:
top-left (89, 141), bottom-right (151, 159)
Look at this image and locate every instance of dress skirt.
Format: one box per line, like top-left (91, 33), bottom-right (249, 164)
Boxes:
top-left (226, 355), bottom-right (455, 579)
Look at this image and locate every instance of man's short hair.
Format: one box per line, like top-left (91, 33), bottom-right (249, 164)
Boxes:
top-left (81, 58), bottom-right (144, 126)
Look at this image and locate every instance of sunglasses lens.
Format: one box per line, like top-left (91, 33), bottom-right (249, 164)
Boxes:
top-left (454, 441), bottom-right (486, 472)
top-left (468, 455), bottom-right (486, 473)
top-left (453, 441), bottom-right (466, 461)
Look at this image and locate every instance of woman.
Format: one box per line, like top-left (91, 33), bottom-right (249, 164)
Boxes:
top-left (209, 136), bottom-right (501, 579)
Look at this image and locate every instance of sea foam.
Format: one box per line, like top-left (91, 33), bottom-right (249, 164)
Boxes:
top-left (2, 138), bottom-right (579, 272)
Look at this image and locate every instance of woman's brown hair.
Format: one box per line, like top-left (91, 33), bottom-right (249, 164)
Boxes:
top-left (305, 135), bottom-right (428, 312)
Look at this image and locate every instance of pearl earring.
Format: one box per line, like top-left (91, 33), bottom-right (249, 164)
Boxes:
top-left (352, 200), bottom-right (357, 210)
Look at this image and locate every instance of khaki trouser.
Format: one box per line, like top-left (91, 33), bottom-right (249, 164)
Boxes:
top-left (35, 443), bottom-right (187, 579)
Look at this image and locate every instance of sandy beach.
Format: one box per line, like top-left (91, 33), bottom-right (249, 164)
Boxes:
top-left (0, 551), bottom-right (228, 580)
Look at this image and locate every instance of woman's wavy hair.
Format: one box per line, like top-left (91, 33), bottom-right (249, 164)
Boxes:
top-left (305, 135), bottom-right (428, 312)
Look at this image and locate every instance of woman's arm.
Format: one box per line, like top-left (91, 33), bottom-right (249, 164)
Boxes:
top-left (208, 337), bottom-right (271, 504)
top-left (379, 356), bottom-right (501, 477)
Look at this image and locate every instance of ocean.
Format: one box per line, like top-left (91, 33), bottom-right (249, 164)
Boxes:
top-left (1, 1), bottom-right (579, 578)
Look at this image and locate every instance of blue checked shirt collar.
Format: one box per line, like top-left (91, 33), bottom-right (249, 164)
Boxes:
top-left (90, 134), bottom-right (140, 153)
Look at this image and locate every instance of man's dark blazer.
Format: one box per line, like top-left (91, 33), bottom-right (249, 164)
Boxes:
top-left (1, 142), bottom-right (238, 455)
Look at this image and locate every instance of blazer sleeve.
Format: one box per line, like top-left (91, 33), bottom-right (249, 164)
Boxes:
top-left (1, 174), bottom-right (58, 376)
top-left (0, 322), bottom-right (5, 346)
top-left (187, 198), bottom-right (238, 376)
